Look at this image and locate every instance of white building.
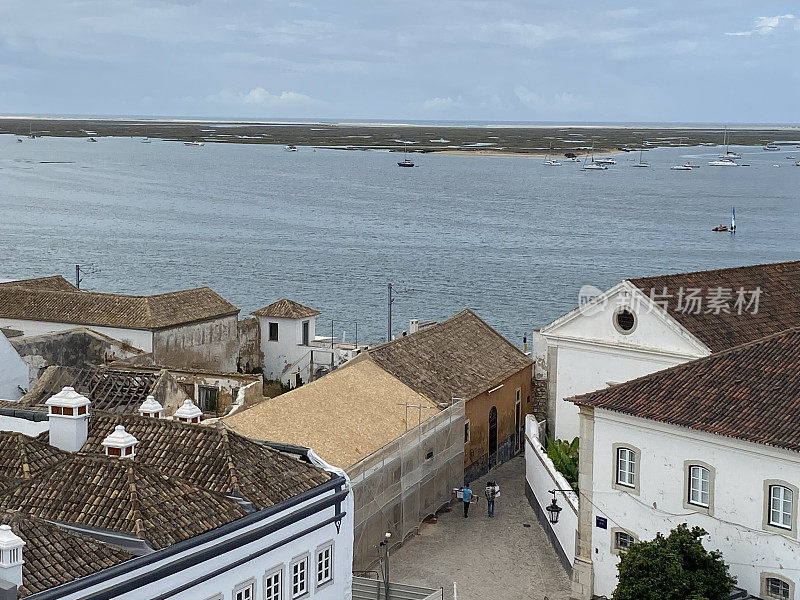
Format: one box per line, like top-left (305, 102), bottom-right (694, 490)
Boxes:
top-left (538, 260), bottom-right (800, 440)
top-left (0, 333), bottom-right (27, 400)
top-left (253, 299), bottom-right (362, 387)
top-left (569, 326), bottom-right (800, 600)
top-left (0, 386), bottom-right (355, 600)
top-left (0, 276), bottom-right (241, 372)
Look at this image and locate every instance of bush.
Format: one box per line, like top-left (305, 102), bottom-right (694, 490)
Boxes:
top-left (613, 524), bottom-right (735, 600)
top-left (545, 437), bottom-right (579, 492)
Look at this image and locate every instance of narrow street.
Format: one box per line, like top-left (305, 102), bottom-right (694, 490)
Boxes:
top-left (390, 455), bottom-right (572, 600)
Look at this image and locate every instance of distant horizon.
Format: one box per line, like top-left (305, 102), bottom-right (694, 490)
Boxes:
top-left (2, 113), bottom-right (799, 129)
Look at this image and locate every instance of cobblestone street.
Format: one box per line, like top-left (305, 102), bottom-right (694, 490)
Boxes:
top-left (390, 455), bottom-right (572, 600)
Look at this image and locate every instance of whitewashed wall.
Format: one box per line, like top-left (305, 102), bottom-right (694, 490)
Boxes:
top-left (589, 409), bottom-right (800, 598)
top-left (0, 333), bottom-right (28, 400)
top-left (0, 318), bottom-right (153, 352)
top-left (524, 415), bottom-right (578, 568)
top-left (0, 415), bottom-right (49, 436)
top-left (258, 315), bottom-right (317, 383)
top-left (541, 283), bottom-right (708, 440)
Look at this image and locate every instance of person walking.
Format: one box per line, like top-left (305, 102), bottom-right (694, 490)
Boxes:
top-left (485, 481), bottom-right (500, 517)
top-left (460, 485), bottom-right (473, 518)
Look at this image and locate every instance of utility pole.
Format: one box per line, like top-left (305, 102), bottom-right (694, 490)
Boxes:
top-left (75, 265), bottom-right (82, 290)
top-left (355, 321), bottom-right (358, 348)
top-left (379, 532), bottom-right (391, 600)
top-left (387, 282), bottom-right (393, 342)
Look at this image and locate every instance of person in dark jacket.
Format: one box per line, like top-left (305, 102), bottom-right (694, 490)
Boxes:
top-left (485, 481), bottom-right (500, 517)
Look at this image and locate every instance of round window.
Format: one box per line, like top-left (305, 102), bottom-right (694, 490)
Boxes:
top-left (614, 309), bottom-right (636, 334)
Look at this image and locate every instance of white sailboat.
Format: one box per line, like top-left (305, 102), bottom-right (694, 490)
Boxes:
top-left (582, 142), bottom-right (608, 170)
top-left (632, 150), bottom-right (650, 168)
top-left (542, 147), bottom-right (562, 166)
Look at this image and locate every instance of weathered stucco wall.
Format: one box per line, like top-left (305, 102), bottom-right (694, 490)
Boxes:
top-left (153, 315), bottom-right (238, 372)
top-left (0, 333), bottom-right (27, 400)
top-left (0, 318), bottom-right (153, 351)
top-left (464, 364), bottom-right (532, 482)
top-left (236, 317), bottom-right (262, 373)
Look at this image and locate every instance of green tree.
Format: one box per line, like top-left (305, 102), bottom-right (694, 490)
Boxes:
top-left (613, 524), bottom-right (736, 600)
top-left (545, 437), bottom-right (579, 492)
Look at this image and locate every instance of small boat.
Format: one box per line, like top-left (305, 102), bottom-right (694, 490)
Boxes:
top-left (712, 225), bottom-right (728, 232)
top-left (397, 143), bottom-right (415, 167)
top-left (284, 145), bottom-right (298, 152)
top-left (796, 160), bottom-right (800, 167)
top-left (184, 141), bottom-right (205, 146)
top-left (683, 162), bottom-right (700, 169)
top-left (87, 137), bottom-right (98, 143)
top-left (671, 165), bottom-right (693, 171)
top-left (786, 156), bottom-right (795, 160)
top-left (16, 138), bottom-right (22, 143)
top-left (142, 137), bottom-right (151, 144)
top-left (708, 158), bottom-right (739, 167)
top-left (564, 157), bottom-right (581, 162)
top-left (773, 164), bottom-right (780, 168)
top-left (582, 162), bottom-right (607, 171)
top-left (764, 144), bottom-right (780, 151)
top-left (632, 150), bottom-right (650, 168)
top-left (594, 157), bottom-right (616, 165)
top-left (542, 158), bottom-right (562, 166)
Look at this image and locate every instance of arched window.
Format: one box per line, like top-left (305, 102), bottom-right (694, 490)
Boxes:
top-left (688, 465), bottom-right (711, 507)
top-left (616, 447), bottom-right (636, 487)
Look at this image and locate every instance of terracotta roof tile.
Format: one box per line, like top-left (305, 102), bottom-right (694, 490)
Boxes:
top-left (366, 309), bottom-right (532, 404)
top-left (572, 327), bottom-right (800, 452)
top-left (252, 299), bottom-right (321, 319)
top-left (0, 453), bottom-right (245, 550)
top-left (0, 275), bottom-right (77, 292)
top-left (0, 286), bottom-right (239, 330)
top-left (629, 260), bottom-right (800, 352)
top-left (0, 510), bottom-right (134, 598)
top-left (0, 432), bottom-right (67, 485)
top-left (37, 412), bottom-right (331, 510)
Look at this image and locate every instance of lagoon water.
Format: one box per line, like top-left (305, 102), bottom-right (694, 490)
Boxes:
top-left (1, 134), bottom-right (798, 344)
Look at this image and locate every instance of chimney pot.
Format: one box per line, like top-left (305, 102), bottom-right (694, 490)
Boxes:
top-left (138, 395), bottom-right (164, 419)
top-left (173, 398), bottom-right (202, 424)
top-left (101, 425), bottom-right (138, 459)
top-left (0, 524), bottom-right (24, 588)
top-left (409, 319), bottom-right (419, 335)
top-left (44, 386), bottom-right (91, 452)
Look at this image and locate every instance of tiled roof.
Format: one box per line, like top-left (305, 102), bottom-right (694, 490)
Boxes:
top-left (0, 453), bottom-right (246, 550)
top-left (0, 286), bottom-right (239, 330)
top-left (252, 299), bottom-right (321, 319)
top-left (572, 327), bottom-right (800, 452)
top-left (0, 431), bottom-right (67, 485)
top-left (366, 309), bottom-right (532, 404)
top-left (0, 275), bottom-right (77, 292)
top-left (37, 412), bottom-right (332, 510)
top-left (629, 260), bottom-right (800, 352)
top-left (0, 510), bottom-right (134, 598)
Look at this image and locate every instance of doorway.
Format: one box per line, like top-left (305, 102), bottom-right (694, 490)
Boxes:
top-left (488, 406), bottom-right (498, 468)
top-left (514, 393), bottom-right (522, 454)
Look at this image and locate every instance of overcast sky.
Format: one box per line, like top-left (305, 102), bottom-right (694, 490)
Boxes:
top-left (1, 1), bottom-right (797, 123)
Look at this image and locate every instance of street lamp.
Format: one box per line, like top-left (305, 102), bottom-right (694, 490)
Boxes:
top-left (545, 489), bottom-right (573, 525)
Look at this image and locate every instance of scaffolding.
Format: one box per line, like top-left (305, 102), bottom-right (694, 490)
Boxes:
top-left (348, 400), bottom-right (465, 571)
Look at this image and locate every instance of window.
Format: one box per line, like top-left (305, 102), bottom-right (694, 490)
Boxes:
top-left (464, 420), bottom-right (470, 445)
top-left (269, 322), bottom-right (279, 341)
top-left (762, 573), bottom-right (795, 600)
top-left (770, 485), bottom-right (793, 529)
top-left (616, 447), bottom-right (636, 488)
top-left (614, 308), bottom-right (637, 334)
top-left (265, 569), bottom-right (282, 600)
top-left (291, 555), bottom-right (309, 598)
top-left (233, 580), bottom-right (254, 600)
top-left (615, 531), bottom-right (635, 550)
top-left (231, 386), bottom-right (240, 402)
top-left (316, 543), bottom-right (333, 587)
top-left (302, 321), bottom-right (310, 346)
top-left (688, 465), bottom-right (710, 507)
top-left (198, 386), bottom-right (219, 413)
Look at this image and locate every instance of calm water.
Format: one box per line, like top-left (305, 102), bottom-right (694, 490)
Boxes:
top-left (1, 135), bottom-right (798, 344)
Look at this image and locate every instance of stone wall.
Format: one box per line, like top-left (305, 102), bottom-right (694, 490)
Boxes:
top-left (236, 317), bottom-right (262, 373)
top-left (152, 315), bottom-right (239, 372)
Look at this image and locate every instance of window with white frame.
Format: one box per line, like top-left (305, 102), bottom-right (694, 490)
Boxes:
top-left (765, 576), bottom-right (791, 599)
top-left (265, 568), bottom-right (282, 600)
top-left (234, 580), bottom-right (254, 600)
top-left (616, 447), bottom-right (636, 488)
top-left (291, 555), bottom-right (309, 598)
top-left (316, 543), bottom-right (333, 586)
top-left (688, 465), bottom-right (710, 507)
top-left (614, 531), bottom-right (635, 551)
top-left (770, 484), bottom-right (793, 529)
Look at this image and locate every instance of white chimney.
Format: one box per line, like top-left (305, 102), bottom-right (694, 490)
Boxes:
top-left (173, 399), bottom-right (202, 424)
top-left (409, 319), bottom-right (420, 335)
top-left (138, 395), bottom-right (164, 418)
top-left (101, 425), bottom-right (138, 459)
top-left (44, 387), bottom-right (90, 452)
top-left (0, 524), bottom-right (24, 588)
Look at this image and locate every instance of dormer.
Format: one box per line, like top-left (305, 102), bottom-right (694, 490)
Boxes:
top-left (173, 399), bottom-right (202, 424)
top-left (44, 387), bottom-right (90, 452)
top-left (101, 425), bottom-right (138, 459)
top-left (138, 395), bottom-right (164, 419)
top-left (0, 524), bottom-right (24, 587)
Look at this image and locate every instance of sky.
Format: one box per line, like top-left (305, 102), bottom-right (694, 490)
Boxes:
top-left (1, 1), bottom-right (798, 123)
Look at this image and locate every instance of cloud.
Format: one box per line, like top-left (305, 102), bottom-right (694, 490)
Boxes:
top-left (726, 13), bottom-right (794, 36)
top-left (513, 85), bottom-right (546, 111)
top-left (208, 88), bottom-right (320, 107)
top-left (420, 96), bottom-right (466, 111)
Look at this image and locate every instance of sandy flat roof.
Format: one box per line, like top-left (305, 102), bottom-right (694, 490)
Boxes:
top-left (223, 359), bottom-right (439, 468)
